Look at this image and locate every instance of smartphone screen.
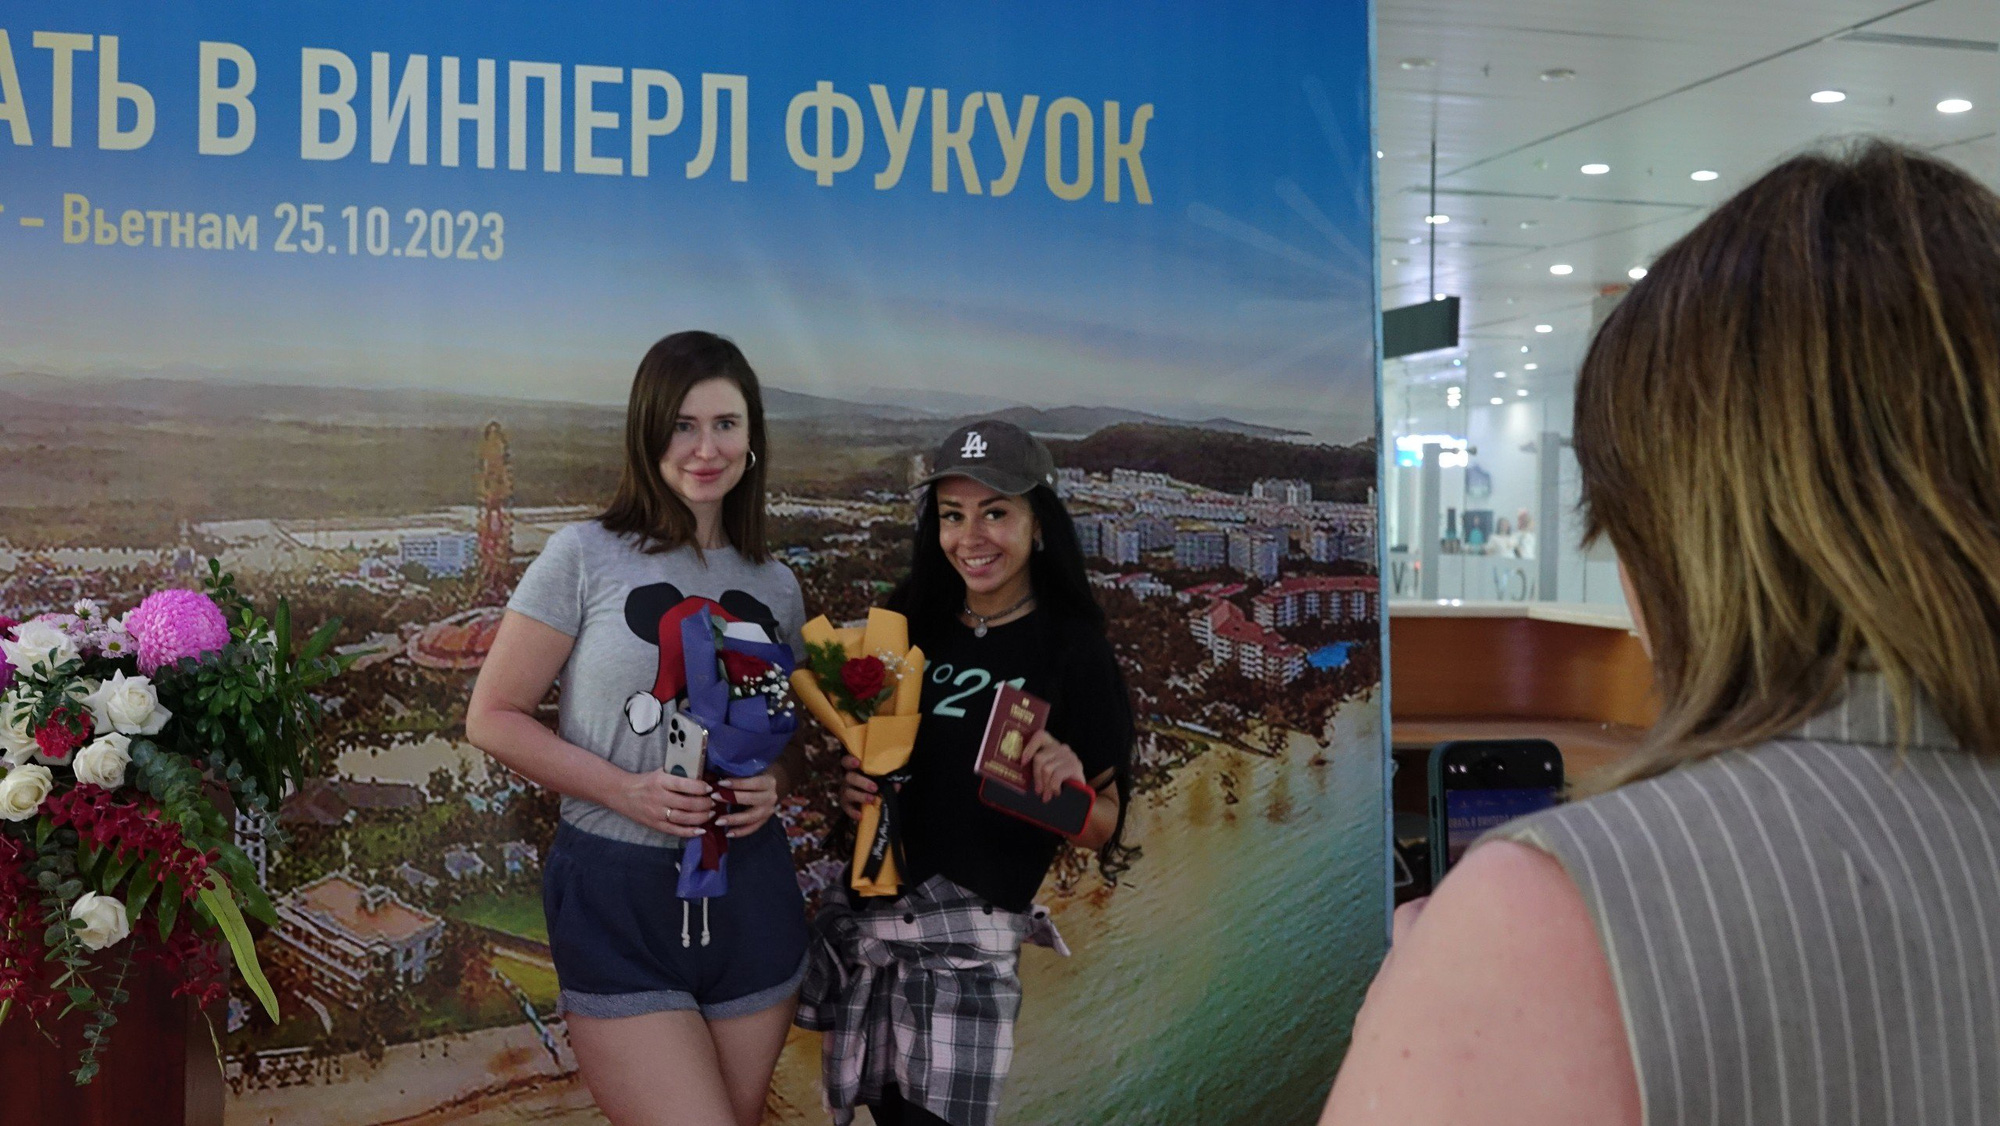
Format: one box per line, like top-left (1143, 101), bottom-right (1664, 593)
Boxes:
top-left (1429, 740), bottom-right (1562, 884)
top-left (1441, 785), bottom-right (1558, 868)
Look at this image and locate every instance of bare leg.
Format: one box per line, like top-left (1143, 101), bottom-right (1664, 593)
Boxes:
top-left (707, 995), bottom-right (799, 1126)
top-left (567, 1009), bottom-right (735, 1126)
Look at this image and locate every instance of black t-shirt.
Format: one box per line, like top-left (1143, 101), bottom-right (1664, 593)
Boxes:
top-left (893, 610), bottom-right (1129, 913)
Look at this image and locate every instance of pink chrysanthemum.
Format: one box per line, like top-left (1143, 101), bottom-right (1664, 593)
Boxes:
top-left (125, 590), bottom-right (231, 675)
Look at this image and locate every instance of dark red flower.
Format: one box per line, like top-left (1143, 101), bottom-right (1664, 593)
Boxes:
top-left (839, 655), bottom-right (887, 702)
top-left (32, 705), bottom-right (90, 763)
top-left (720, 650), bottom-right (774, 686)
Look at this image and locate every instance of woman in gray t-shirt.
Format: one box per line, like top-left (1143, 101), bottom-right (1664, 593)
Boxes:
top-left (468, 331), bottom-right (810, 1126)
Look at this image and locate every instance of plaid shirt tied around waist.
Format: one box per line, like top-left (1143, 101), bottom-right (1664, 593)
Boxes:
top-left (795, 875), bottom-right (1069, 1126)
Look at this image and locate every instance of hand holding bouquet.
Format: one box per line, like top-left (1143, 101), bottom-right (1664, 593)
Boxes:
top-left (790, 609), bottom-right (925, 896)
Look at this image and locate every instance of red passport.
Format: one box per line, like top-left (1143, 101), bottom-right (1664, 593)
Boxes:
top-left (974, 683), bottom-right (1049, 792)
top-left (974, 685), bottom-right (1094, 836)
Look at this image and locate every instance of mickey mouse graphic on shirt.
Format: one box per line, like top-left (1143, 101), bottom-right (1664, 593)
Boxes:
top-left (618, 583), bottom-right (784, 779)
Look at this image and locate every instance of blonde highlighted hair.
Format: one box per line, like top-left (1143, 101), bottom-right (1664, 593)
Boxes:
top-left (1576, 140), bottom-right (2000, 790)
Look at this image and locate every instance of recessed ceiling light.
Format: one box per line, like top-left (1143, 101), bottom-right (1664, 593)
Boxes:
top-left (1534, 324), bottom-right (1553, 333)
top-left (1539, 68), bottom-right (1576, 82)
top-left (1452, 359), bottom-right (1464, 366)
top-left (1519, 345), bottom-right (1530, 353)
top-left (1425, 214), bottom-right (1450, 225)
top-left (1400, 58), bottom-right (1435, 70)
top-left (1390, 257), bottom-right (1407, 265)
top-left (1690, 169), bottom-right (1719, 182)
top-left (1938, 98), bottom-right (1973, 114)
top-left (1490, 397), bottom-right (1505, 406)
top-left (1434, 292), bottom-right (1447, 301)
top-left (1549, 264), bottom-right (1574, 275)
top-left (1517, 389), bottom-right (1529, 397)
top-left (1518, 220), bottom-right (1539, 229)
top-left (1377, 150), bottom-right (1386, 158)
top-left (1407, 237), bottom-right (1424, 245)
top-left (1524, 363), bottom-right (1539, 370)
top-left (1494, 371), bottom-right (1507, 379)
top-left (1581, 163), bottom-right (1610, 175)
top-left (1628, 266), bottom-right (1648, 280)
top-left (1811, 89), bottom-right (1846, 104)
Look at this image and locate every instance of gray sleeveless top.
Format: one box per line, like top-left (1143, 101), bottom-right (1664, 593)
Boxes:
top-left (1493, 677), bottom-right (2000, 1126)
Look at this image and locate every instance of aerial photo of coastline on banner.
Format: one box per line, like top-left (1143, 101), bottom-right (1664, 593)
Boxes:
top-left (0, 3), bottom-right (1382, 1122)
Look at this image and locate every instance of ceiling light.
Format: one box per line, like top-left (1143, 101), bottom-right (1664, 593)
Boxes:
top-left (1407, 237), bottom-right (1423, 244)
top-left (1810, 89), bottom-right (1846, 104)
top-left (1490, 397), bottom-right (1504, 406)
top-left (1452, 359), bottom-right (1463, 366)
top-left (1524, 363), bottom-right (1538, 370)
top-left (1517, 389), bottom-right (1529, 397)
top-left (1628, 266), bottom-right (1648, 280)
top-left (1539, 68), bottom-right (1576, 82)
top-left (1425, 214), bottom-right (1450, 224)
top-left (1376, 150), bottom-right (1385, 158)
top-left (1519, 345), bottom-right (1530, 353)
top-left (1534, 324), bottom-right (1553, 333)
top-left (1690, 169), bottom-right (1719, 182)
top-left (1937, 98), bottom-right (1973, 114)
top-left (1389, 257), bottom-right (1407, 265)
top-left (1494, 371), bottom-right (1507, 379)
top-left (1400, 58), bottom-right (1435, 70)
top-left (1518, 220), bottom-right (1538, 229)
top-left (1434, 292), bottom-right (1447, 300)
top-left (1581, 163), bottom-right (1610, 175)
top-left (1549, 263), bottom-right (1574, 275)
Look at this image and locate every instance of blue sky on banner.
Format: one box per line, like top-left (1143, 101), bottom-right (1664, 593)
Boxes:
top-left (0, 0), bottom-right (1375, 439)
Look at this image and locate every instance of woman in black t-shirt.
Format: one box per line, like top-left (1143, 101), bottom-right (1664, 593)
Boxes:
top-left (795, 420), bottom-right (1134, 1126)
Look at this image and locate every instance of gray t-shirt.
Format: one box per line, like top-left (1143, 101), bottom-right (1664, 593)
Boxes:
top-left (506, 520), bottom-right (807, 847)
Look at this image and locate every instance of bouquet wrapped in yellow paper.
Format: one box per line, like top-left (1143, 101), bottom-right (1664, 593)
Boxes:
top-left (790, 608), bottom-right (927, 896)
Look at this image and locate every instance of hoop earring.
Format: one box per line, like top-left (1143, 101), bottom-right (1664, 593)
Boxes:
top-left (747, 449), bottom-right (758, 469)
top-left (1034, 536), bottom-right (1044, 552)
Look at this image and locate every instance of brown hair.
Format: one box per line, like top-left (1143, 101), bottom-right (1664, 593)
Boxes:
top-left (598, 331), bottom-right (771, 562)
top-left (1575, 140), bottom-right (2000, 790)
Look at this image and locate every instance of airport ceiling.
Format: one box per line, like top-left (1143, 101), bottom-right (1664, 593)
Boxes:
top-left (1375, 0), bottom-right (1996, 394)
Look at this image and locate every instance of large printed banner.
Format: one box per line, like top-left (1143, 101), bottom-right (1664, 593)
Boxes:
top-left (0, 3), bottom-right (1382, 1122)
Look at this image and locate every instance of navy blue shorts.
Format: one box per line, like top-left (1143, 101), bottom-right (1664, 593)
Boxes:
top-left (543, 820), bottom-right (809, 1021)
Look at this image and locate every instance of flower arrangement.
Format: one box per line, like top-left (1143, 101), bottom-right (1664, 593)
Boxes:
top-left (0, 562), bottom-right (349, 1082)
top-left (676, 609), bottom-right (799, 899)
top-left (790, 610), bottom-right (926, 897)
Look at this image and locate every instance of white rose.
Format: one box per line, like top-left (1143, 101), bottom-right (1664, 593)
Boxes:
top-left (1, 619), bottom-right (79, 676)
top-left (83, 671), bottom-right (170, 736)
top-left (0, 763), bottom-right (54, 821)
top-left (72, 733), bottom-right (132, 790)
top-left (0, 693), bottom-right (36, 766)
top-left (69, 893), bottom-right (130, 951)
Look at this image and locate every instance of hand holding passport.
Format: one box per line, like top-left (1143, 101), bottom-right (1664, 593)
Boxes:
top-left (975, 684), bottom-right (1095, 837)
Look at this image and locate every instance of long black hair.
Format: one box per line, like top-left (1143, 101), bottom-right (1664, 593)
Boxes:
top-left (886, 483), bottom-right (1138, 881)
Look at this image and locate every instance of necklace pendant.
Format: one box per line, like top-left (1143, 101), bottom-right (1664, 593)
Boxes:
top-left (973, 623), bottom-right (989, 638)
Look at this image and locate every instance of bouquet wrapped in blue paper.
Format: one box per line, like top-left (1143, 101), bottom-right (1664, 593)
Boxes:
top-left (675, 606), bottom-right (799, 900)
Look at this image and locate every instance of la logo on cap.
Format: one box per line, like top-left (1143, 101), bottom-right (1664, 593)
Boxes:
top-left (960, 431), bottom-right (988, 458)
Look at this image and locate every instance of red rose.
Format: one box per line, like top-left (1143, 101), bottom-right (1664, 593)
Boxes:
top-left (720, 650), bottom-right (774, 686)
top-left (839, 655), bottom-right (887, 702)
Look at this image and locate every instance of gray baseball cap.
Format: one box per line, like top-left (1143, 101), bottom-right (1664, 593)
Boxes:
top-left (915, 419), bottom-right (1059, 496)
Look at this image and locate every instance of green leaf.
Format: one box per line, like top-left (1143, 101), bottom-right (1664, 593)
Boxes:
top-left (198, 878), bottom-right (280, 1023)
top-left (66, 985), bottom-right (91, 1005)
top-left (301, 617), bottom-right (341, 663)
top-left (274, 599), bottom-right (292, 670)
top-left (157, 877), bottom-right (182, 939)
top-left (125, 867), bottom-right (158, 922)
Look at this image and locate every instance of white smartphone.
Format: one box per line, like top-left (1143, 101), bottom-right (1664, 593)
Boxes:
top-left (663, 708), bottom-right (710, 781)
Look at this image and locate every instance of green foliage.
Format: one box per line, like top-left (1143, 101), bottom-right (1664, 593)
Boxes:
top-left (154, 560), bottom-right (351, 808)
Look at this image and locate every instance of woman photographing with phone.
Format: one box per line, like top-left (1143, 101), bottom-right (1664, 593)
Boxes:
top-left (466, 331), bottom-right (811, 1126)
top-left (796, 420), bottom-right (1135, 1126)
